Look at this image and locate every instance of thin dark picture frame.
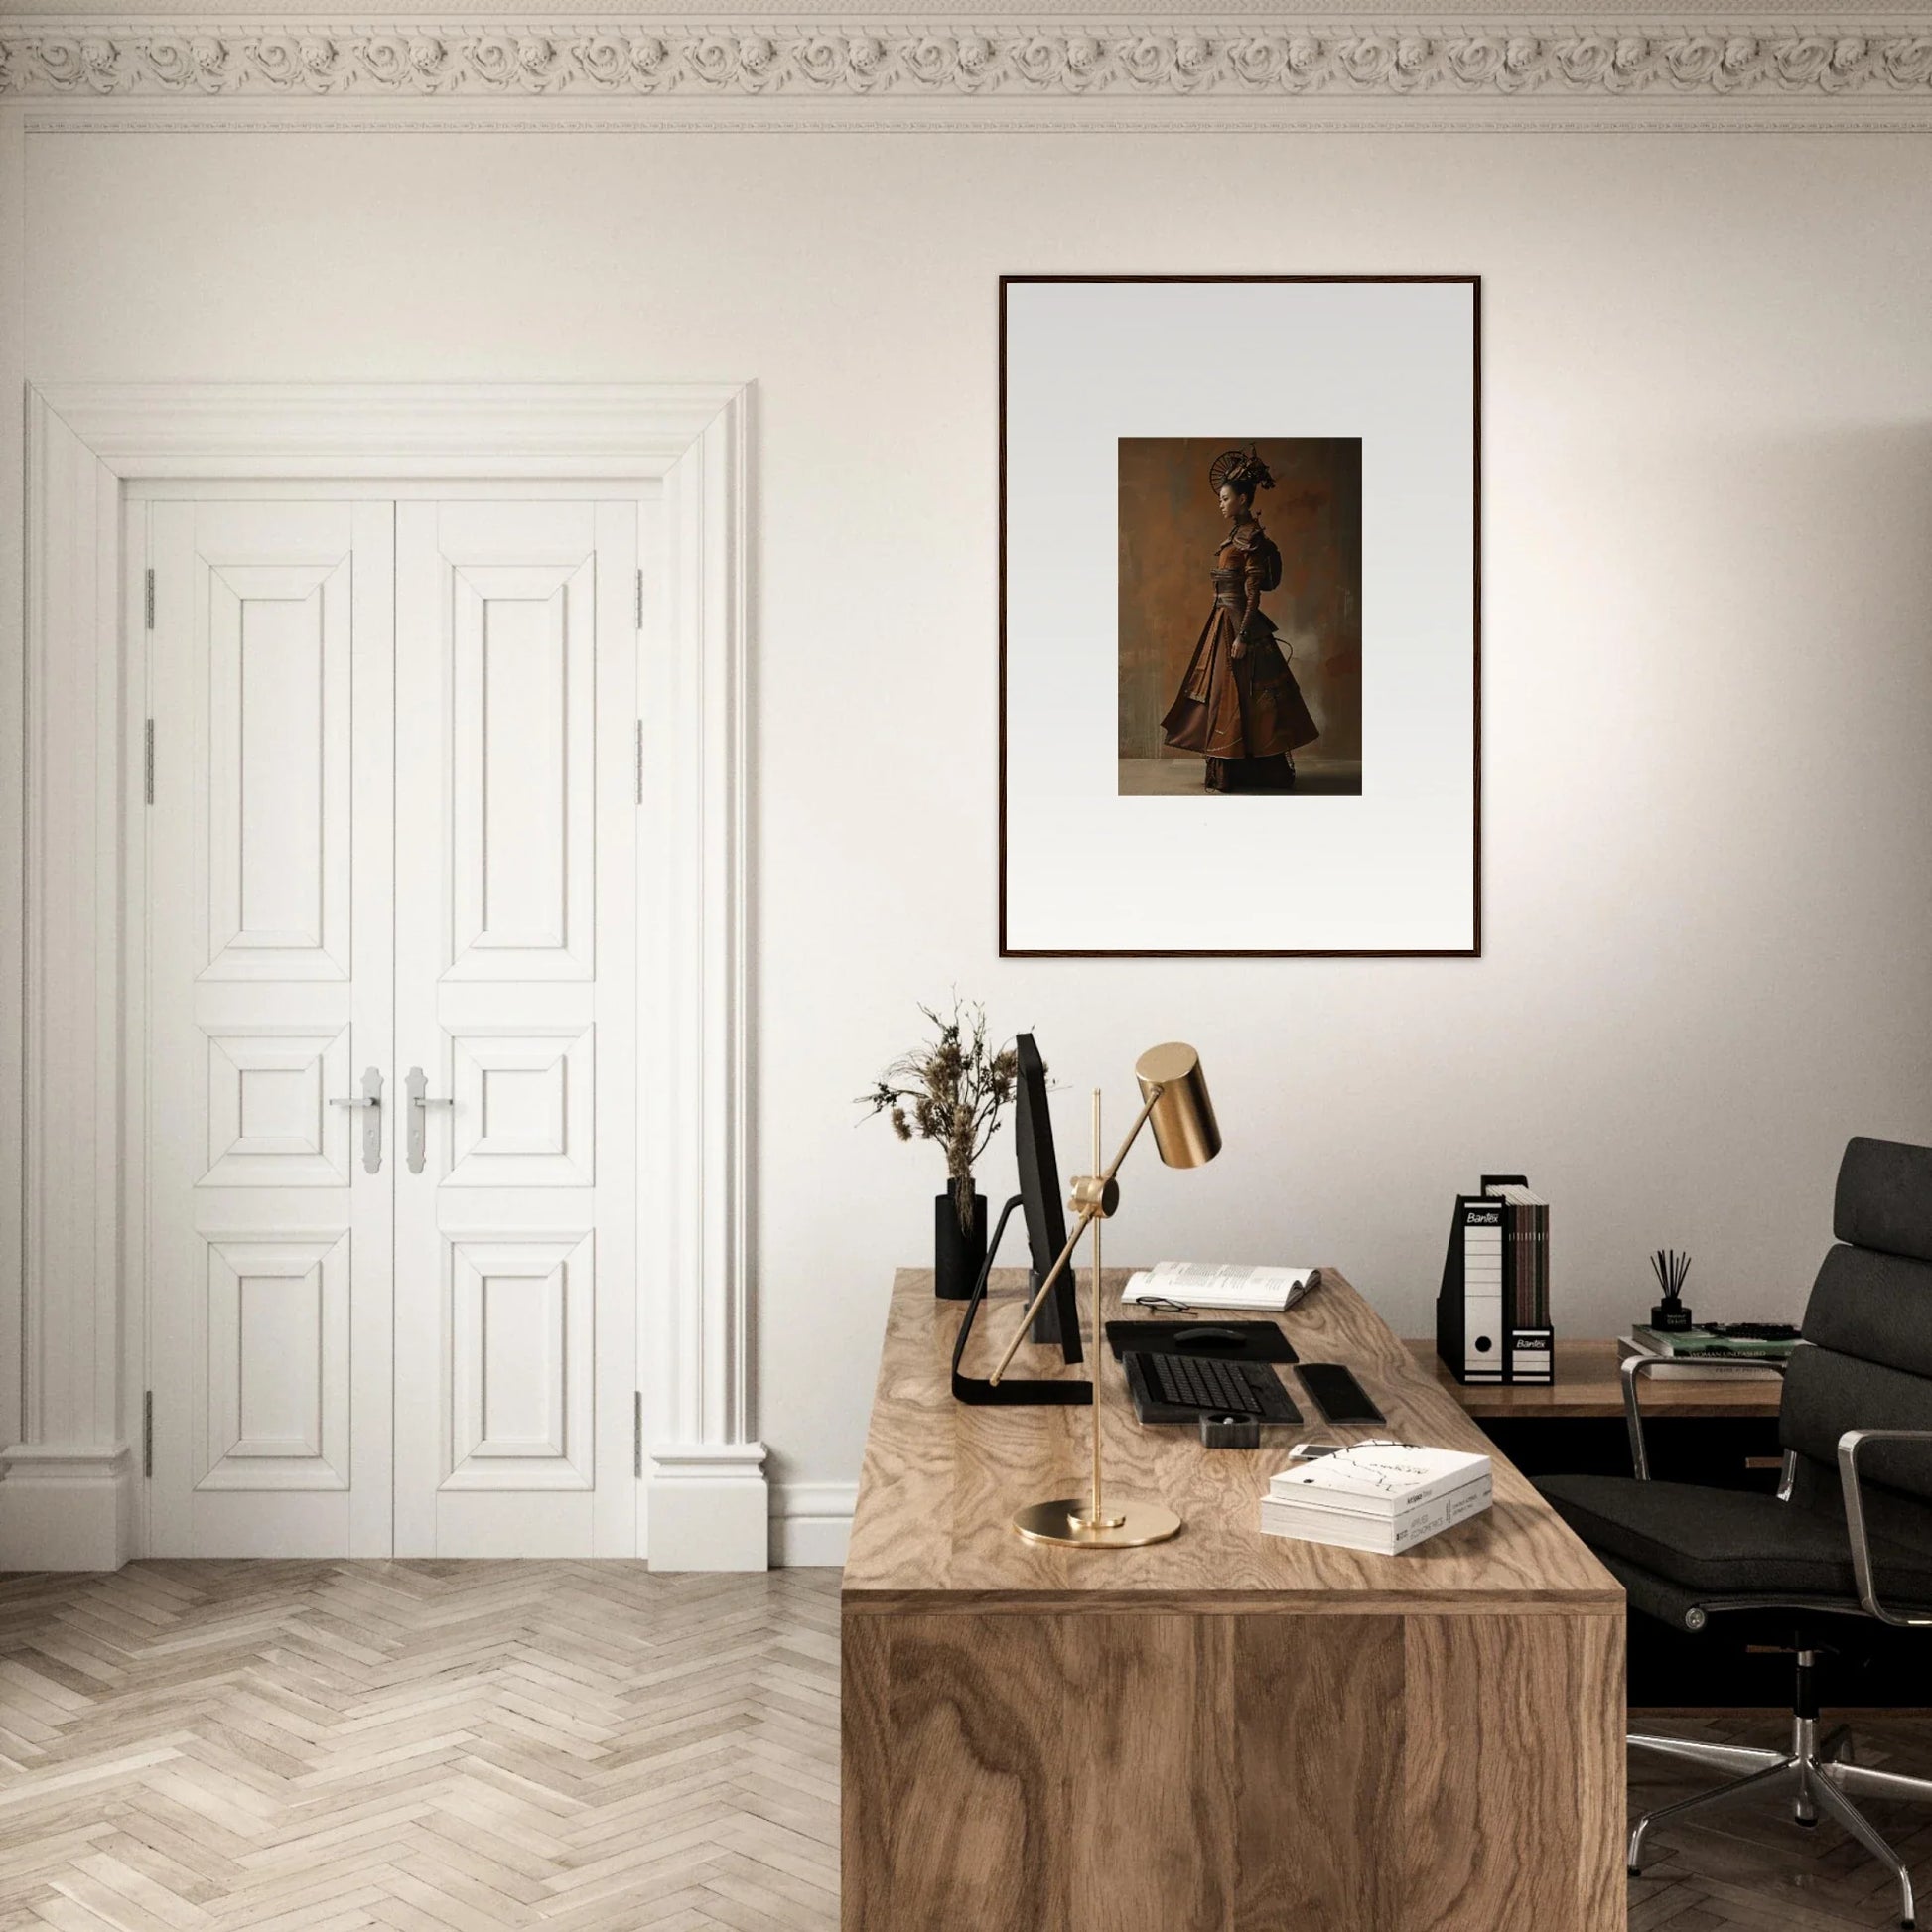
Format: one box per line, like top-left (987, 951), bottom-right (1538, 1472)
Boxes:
top-left (997, 273), bottom-right (1482, 959)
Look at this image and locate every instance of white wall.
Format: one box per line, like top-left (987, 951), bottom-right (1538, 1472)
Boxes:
top-left (15, 126), bottom-right (1932, 1542)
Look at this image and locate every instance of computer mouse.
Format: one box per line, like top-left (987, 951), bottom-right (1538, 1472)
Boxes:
top-left (1174, 1327), bottom-right (1247, 1351)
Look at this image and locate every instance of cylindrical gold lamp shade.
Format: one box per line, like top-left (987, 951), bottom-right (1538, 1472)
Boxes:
top-left (1134, 1042), bottom-right (1221, 1170)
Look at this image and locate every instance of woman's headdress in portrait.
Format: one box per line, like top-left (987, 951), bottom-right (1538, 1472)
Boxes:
top-left (1208, 445), bottom-right (1277, 497)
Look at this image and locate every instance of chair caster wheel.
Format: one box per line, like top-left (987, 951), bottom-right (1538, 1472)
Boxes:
top-left (1796, 1816), bottom-right (1818, 1829)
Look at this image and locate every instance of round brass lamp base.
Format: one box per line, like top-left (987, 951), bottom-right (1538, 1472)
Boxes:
top-left (1012, 1496), bottom-right (1182, 1549)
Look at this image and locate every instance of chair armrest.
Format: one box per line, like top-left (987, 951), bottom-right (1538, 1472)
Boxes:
top-left (1621, 1351), bottom-right (1788, 1482)
top-left (1837, 1429), bottom-right (1932, 1627)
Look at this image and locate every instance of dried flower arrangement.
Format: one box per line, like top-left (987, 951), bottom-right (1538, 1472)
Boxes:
top-left (860, 998), bottom-right (1021, 1233)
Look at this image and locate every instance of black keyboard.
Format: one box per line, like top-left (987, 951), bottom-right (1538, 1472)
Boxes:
top-left (1134, 1352), bottom-right (1302, 1423)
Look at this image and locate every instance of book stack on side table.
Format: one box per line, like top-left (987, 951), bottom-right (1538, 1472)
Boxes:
top-left (1617, 1324), bottom-right (1797, 1382)
top-left (1259, 1443), bottom-right (1493, 1555)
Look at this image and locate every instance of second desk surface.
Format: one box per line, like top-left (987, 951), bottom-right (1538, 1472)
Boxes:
top-left (1411, 1335), bottom-right (1785, 1420)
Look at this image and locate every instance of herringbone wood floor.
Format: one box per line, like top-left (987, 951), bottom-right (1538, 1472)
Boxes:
top-left (0, 1563), bottom-right (839, 1931)
top-left (2, 1564), bottom-right (1929, 1929)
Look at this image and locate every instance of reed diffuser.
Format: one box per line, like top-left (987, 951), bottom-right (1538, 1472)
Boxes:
top-left (1650, 1248), bottom-right (1694, 1332)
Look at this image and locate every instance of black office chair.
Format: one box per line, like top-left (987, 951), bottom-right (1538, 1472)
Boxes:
top-left (1538, 1136), bottom-right (1932, 1930)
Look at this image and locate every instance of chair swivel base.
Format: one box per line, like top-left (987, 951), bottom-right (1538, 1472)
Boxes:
top-left (1629, 1713), bottom-right (1932, 1929)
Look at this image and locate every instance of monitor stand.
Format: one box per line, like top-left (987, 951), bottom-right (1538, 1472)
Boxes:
top-left (951, 1196), bottom-right (1091, 1407)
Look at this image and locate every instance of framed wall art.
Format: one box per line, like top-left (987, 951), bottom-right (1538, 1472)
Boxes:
top-left (999, 274), bottom-right (1480, 957)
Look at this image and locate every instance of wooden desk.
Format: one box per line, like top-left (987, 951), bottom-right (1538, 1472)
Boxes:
top-left (843, 1269), bottom-right (1625, 1931)
top-left (1409, 1336), bottom-right (1784, 1420)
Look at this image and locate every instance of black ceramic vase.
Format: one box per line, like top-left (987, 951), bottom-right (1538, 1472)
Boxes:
top-left (934, 1185), bottom-right (988, 1301)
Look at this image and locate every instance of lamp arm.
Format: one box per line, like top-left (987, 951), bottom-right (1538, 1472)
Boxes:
top-left (987, 1085), bottom-right (1165, 1387)
top-left (1097, 1085), bottom-right (1165, 1188)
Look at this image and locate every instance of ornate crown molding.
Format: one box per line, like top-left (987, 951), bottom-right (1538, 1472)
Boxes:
top-left (3, 18), bottom-right (1930, 107)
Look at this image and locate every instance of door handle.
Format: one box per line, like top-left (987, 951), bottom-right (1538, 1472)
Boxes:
top-left (405, 1065), bottom-right (455, 1175)
top-left (329, 1066), bottom-right (384, 1174)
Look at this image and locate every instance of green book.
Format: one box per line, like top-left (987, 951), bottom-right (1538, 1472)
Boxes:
top-left (1631, 1325), bottom-right (1796, 1360)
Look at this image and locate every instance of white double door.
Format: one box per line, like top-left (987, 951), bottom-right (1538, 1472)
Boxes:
top-left (145, 492), bottom-right (640, 1558)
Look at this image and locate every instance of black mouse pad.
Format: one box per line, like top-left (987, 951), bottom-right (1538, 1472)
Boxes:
top-left (1104, 1319), bottom-right (1297, 1364)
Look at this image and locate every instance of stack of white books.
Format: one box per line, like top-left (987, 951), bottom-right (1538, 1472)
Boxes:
top-left (1121, 1260), bottom-right (1316, 1312)
top-left (1260, 1444), bottom-right (1493, 1556)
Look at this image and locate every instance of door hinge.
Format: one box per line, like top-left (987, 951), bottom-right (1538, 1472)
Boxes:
top-left (142, 1391), bottom-right (153, 1478)
top-left (635, 567), bottom-right (644, 630)
top-left (633, 1392), bottom-right (643, 1479)
top-left (144, 720), bottom-right (155, 805)
top-left (634, 721), bottom-right (645, 805)
top-left (144, 568), bottom-right (155, 631)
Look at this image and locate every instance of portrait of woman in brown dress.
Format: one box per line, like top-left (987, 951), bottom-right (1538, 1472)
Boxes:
top-left (1159, 446), bottom-right (1321, 793)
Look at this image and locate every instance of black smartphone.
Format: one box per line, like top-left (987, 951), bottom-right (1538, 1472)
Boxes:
top-left (1298, 1363), bottom-right (1385, 1426)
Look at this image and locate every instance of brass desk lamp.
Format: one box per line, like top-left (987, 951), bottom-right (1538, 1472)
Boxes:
top-left (988, 1042), bottom-right (1221, 1549)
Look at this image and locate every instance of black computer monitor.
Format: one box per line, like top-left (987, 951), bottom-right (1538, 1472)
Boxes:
top-left (1014, 1034), bottom-right (1083, 1363)
top-left (948, 1032), bottom-right (1089, 1405)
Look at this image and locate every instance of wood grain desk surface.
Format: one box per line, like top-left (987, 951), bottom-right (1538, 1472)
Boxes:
top-left (843, 1267), bottom-right (1621, 1616)
top-left (1408, 1336), bottom-right (1784, 1419)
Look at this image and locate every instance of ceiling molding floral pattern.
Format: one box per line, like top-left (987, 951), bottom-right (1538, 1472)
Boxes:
top-left (3, 21), bottom-right (1931, 100)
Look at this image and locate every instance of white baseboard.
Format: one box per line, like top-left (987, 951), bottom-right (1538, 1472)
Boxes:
top-left (770, 1480), bottom-right (854, 1569)
top-left (0, 1444), bottom-right (135, 1571)
top-left (0, 1442), bottom-right (851, 1573)
top-left (646, 1442), bottom-right (769, 1571)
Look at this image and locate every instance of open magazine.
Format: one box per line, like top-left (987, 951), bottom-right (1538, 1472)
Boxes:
top-left (1120, 1261), bottom-right (1318, 1312)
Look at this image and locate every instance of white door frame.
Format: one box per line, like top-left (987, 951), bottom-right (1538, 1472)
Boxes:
top-left (2, 382), bottom-right (764, 1572)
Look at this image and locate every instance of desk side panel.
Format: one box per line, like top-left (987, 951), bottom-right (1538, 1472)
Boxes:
top-left (1403, 1610), bottom-right (1626, 1932)
top-left (842, 1604), bottom-right (1622, 1932)
top-left (1231, 1613), bottom-right (1406, 1931)
top-left (1063, 1613), bottom-right (1237, 1924)
top-left (840, 1612), bottom-right (892, 1930)
top-left (843, 1609), bottom-right (1070, 1930)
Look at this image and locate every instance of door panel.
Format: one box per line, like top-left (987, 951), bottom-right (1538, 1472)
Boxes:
top-left (147, 501), bottom-right (394, 1557)
top-left (445, 1027), bottom-right (596, 1188)
top-left (204, 563), bottom-right (352, 978)
top-left (202, 1025), bottom-right (354, 1187)
top-left (449, 560), bottom-right (595, 978)
top-left (199, 1232), bottom-right (350, 1490)
top-left (393, 500), bottom-right (637, 1557)
top-left (446, 1230), bottom-right (594, 1489)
